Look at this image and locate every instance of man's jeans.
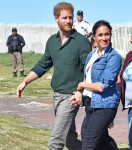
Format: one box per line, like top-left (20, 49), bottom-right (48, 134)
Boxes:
top-left (128, 108), bottom-right (132, 150)
top-left (48, 92), bottom-right (82, 150)
top-left (82, 97), bottom-right (117, 150)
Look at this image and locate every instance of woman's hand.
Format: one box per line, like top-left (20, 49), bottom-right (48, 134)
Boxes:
top-left (108, 121), bottom-right (114, 129)
top-left (77, 82), bottom-right (85, 91)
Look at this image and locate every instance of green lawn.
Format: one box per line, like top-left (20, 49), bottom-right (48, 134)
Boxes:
top-left (0, 52), bottom-right (53, 98)
top-left (0, 114), bottom-right (50, 150)
top-left (0, 114), bottom-right (69, 150)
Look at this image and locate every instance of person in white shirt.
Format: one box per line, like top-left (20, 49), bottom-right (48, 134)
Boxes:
top-left (73, 10), bottom-right (92, 38)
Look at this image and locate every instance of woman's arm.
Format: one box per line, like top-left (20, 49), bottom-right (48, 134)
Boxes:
top-left (77, 82), bottom-right (104, 92)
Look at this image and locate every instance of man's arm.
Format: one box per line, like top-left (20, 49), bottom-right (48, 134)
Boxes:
top-left (80, 38), bottom-right (92, 65)
top-left (16, 71), bottom-right (38, 97)
top-left (85, 22), bottom-right (92, 38)
top-left (6, 36), bottom-right (11, 46)
top-left (86, 32), bottom-right (92, 38)
top-left (20, 35), bottom-right (26, 47)
top-left (17, 39), bottom-right (53, 97)
top-left (6, 36), bottom-right (13, 53)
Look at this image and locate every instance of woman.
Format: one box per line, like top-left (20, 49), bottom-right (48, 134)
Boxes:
top-left (72, 20), bottom-right (122, 150)
top-left (120, 45), bottom-right (132, 150)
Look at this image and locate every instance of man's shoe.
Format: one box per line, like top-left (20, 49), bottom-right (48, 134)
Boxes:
top-left (20, 71), bottom-right (25, 77)
top-left (13, 72), bottom-right (17, 77)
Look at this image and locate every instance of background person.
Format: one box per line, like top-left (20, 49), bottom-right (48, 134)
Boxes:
top-left (73, 10), bottom-right (92, 38)
top-left (6, 27), bottom-right (25, 77)
top-left (120, 36), bottom-right (132, 150)
top-left (72, 20), bottom-right (122, 150)
top-left (16, 2), bottom-right (91, 150)
top-left (90, 36), bottom-right (98, 50)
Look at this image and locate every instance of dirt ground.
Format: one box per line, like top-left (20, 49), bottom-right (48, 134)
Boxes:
top-left (0, 97), bottom-right (128, 144)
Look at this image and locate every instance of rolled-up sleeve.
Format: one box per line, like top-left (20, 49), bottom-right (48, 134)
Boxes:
top-left (98, 54), bottom-right (122, 90)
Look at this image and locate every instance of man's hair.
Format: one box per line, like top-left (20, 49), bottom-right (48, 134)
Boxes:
top-left (53, 2), bottom-right (74, 17)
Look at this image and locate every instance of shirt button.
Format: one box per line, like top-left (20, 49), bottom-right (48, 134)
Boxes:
top-left (93, 94), bottom-right (96, 96)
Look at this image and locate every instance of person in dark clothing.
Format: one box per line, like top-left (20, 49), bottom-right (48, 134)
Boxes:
top-left (6, 27), bottom-right (26, 77)
top-left (16, 2), bottom-right (91, 150)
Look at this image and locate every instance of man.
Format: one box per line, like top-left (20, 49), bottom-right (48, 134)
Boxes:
top-left (73, 10), bottom-right (92, 38)
top-left (16, 2), bottom-right (91, 150)
top-left (6, 27), bottom-right (26, 77)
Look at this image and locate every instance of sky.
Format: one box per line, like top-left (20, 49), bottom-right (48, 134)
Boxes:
top-left (0, 0), bottom-right (132, 25)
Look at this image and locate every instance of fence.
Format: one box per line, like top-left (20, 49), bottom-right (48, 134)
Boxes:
top-left (112, 22), bottom-right (132, 57)
top-left (0, 23), bottom-right (58, 54)
top-left (1, 23), bottom-right (132, 57)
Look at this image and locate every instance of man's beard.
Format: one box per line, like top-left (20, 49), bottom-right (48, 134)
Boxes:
top-left (58, 23), bottom-right (73, 32)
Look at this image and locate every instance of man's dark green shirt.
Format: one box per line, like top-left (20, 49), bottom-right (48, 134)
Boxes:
top-left (31, 29), bottom-right (91, 94)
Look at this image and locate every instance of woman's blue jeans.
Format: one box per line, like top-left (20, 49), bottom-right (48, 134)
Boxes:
top-left (82, 96), bottom-right (118, 150)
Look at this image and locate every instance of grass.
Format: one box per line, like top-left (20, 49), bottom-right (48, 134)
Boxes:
top-left (0, 114), bottom-right (69, 150)
top-left (0, 114), bottom-right (50, 150)
top-left (0, 52), bottom-right (52, 98)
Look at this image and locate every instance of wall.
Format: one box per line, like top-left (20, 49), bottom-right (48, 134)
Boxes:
top-left (2, 23), bottom-right (58, 54)
top-left (1, 23), bottom-right (132, 57)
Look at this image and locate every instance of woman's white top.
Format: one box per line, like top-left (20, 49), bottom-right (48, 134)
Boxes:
top-left (83, 48), bottom-right (104, 98)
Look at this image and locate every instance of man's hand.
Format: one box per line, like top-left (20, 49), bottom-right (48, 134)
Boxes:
top-left (16, 81), bottom-right (26, 97)
top-left (71, 91), bottom-right (82, 106)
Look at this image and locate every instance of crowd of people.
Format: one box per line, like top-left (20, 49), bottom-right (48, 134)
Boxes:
top-left (5, 1), bottom-right (131, 150)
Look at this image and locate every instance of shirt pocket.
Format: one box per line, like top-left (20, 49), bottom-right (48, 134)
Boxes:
top-left (92, 64), bottom-right (106, 70)
top-left (91, 63), bottom-right (106, 81)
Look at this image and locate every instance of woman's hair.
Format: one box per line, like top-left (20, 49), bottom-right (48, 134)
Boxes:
top-left (92, 20), bottom-right (112, 36)
top-left (91, 37), bottom-right (95, 46)
top-left (53, 2), bottom-right (74, 17)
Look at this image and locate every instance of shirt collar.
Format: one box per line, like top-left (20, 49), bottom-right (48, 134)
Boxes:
top-left (94, 47), bottom-right (105, 56)
top-left (56, 29), bottom-right (77, 39)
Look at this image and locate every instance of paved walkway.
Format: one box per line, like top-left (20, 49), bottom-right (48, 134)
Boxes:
top-left (0, 97), bottom-right (128, 144)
